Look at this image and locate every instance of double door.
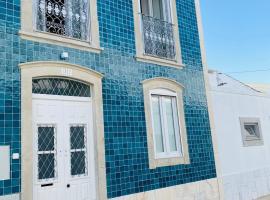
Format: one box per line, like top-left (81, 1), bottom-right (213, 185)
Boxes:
top-left (32, 95), bottom-right (96, 200)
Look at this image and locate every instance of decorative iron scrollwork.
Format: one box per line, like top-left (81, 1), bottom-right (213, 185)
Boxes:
top-left (142, 14), bottom-right (176, 60)
top-left (36, 0), bottom-right (89, 40)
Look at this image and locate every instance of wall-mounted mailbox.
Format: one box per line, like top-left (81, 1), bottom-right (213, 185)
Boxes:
top-left (0, 146), bottom-right (10, 180)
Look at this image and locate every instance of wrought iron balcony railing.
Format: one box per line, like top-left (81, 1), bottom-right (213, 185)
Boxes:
top-left (141, 14), bottom-right (176, 60)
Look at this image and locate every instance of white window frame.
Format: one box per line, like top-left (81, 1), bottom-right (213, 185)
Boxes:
top-left (150, 89), bottom-right (182, 159)
top-left (239, 117), bottom-right (264, 147)
top-left (20, 0), bottom-right (101, 53)
top-left (142, 77), bottom-right (189, 169)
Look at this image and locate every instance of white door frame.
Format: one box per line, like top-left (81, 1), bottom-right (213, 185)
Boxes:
top-left (32, 94), bottom-right (95, 200)
top-left (20, 61), bottom-right (107, 200)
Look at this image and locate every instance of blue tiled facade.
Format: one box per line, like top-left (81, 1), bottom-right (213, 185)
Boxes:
top-left (0, 0), bottom-right (216, 199)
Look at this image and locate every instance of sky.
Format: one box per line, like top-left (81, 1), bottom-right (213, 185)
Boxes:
top-left (200, 0), bottom-right (270, 84)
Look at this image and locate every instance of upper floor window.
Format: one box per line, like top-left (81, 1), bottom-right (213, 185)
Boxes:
top-left (36, 0), bottom-right (90, 41)
top-left (142, 77), bottom-right (189, 169)
top-left (20, 0), bottom-right (101, 52)
top-left (140, 0), bottom-right (175, 59)
top-left (133, 0), bottom-right (183, 68)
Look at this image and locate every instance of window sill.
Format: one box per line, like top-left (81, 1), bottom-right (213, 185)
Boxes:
top-left (155, 152), bottom-right (182, 159)
top-left (19, 30), bottom-right (103, 53)
top-left (135, 55), bottom-right (184, 69)
top-left (243, 140), bottom-right (264, 147)
top-left (149, 156), bottom-right (190, 169)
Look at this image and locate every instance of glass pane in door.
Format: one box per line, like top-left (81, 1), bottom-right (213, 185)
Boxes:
top-left (71, 151), bottom-right (86, 175)
top-left (38, 154), bottom-right (56, 179)
top-left (70, 125), bottom-right (88, 176)
top-left (37, 125), bottom-right (56, 180)
top-left (162, 0), bottom-right (172, 22)
top-left (38, 126), bottom-right (55, 151)
top-left (70, 126), bottom-right (85, 149)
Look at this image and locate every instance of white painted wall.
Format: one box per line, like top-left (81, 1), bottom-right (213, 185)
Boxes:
top-left (209, 71), bottom-right (270, 199)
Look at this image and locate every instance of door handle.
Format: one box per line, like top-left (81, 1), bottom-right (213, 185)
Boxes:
top-left (67, 184), bottom-right (70, 188)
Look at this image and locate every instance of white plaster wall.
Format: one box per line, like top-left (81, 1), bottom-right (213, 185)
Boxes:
top-left (209, 71), bottom-right (270, 199)
top-left (222, 168), bottom-right (270, 200)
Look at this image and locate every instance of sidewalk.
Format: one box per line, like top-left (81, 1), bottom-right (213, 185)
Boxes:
top-left (258, 195), bottom-right (270, 200)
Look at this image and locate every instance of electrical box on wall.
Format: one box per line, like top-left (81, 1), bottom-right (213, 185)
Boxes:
top-left (0, 146), bottom-right (10, 180)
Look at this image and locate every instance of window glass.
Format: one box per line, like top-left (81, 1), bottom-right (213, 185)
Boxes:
top-left (36, 0), bottom-right (89, 40)
top-left (70, 125), bottom-right (88, 177)
top-left (71, 151), bottom-right (86, 176)
top-left (70, 126), bottom-right (85, 149)
top-left (38, 154), bottom-right (55, 180)
top-left (140, 0), bottom-right (171, 21)
top-left (141, 0), bottom-right (150, 16)
top-left (38, 127), bottom-right (55, 151)
top-left (163, 97), bottom-right (177, 152)
top-left (45, 0), bottom-right (65, 35)
top-left (32, 78), bottom-right (91, 97)
top-left (152, 0), bottom-right (163, 20)
top-left (37, 125), bottom-right (56, 181)
top-left (151, 96), bottom-right (165, 153)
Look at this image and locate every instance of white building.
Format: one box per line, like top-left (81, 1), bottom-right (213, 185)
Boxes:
top-left (208, 70), bottom-right (270, 200)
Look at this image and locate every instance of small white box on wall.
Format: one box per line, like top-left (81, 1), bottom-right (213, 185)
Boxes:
top-left (0, 146), bottom-right (10, 180)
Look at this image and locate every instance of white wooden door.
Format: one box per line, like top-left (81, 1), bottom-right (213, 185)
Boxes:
top-left (33, 95), bottom-right (96, 200)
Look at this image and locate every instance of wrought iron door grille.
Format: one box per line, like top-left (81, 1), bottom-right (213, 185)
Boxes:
top-left (37, 125), bottom-right (57, 181)
top-left (36, 0), bottom-right (90, 40)
top-left (70, 125), bottom-right (88, 177)
top-left (32, 78), bottom-right (91, 97)
top-left (141, 14), bottom-right (176, 60)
